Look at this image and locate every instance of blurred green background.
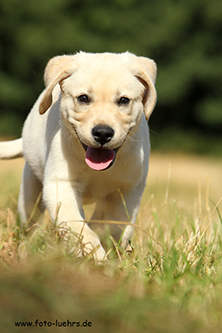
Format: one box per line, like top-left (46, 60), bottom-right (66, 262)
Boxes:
top-left (0, 0), bottom-right (222, 155)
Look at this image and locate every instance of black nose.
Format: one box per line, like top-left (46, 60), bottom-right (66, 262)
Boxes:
top-left (92, 125), bottom-right (114, 146)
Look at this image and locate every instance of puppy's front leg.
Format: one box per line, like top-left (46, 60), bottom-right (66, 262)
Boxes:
top-left (118, 184), bottom-right (146, 250)
top-left (91, 184), bottom-right (146, 251)
top-left (43, 180), bottom-right (106, 261)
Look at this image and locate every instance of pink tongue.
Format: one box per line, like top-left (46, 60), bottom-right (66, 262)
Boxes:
top-left (85, 147), bottom-right (115, 171)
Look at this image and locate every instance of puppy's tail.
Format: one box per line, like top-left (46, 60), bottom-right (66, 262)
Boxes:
top-left (0, 138), bottom-right (23, 159)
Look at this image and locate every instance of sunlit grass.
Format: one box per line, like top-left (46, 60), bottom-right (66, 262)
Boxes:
top-left (0, 154), bottom-right (222, 332)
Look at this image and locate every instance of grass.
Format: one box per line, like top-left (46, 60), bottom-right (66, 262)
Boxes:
top-left (0, 154), bottom-right (222, 332)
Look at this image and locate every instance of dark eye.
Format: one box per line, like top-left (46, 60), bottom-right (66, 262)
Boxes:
top-left (118, 97), bottom-right (130, 106)
top-left (77, 94), bottom-right (90, 104)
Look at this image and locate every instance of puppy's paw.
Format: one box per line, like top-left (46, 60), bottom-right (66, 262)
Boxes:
top-left (77, 232), bottom-right (107, 262)
top-left (58, 222), bottom-right (106, 262)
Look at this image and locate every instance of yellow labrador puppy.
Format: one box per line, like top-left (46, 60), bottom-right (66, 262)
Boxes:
top-left (0, 52), bottom-right (157, 261)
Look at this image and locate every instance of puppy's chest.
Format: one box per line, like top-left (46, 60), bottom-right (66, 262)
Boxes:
top-left (81, 175), bottom-right (131, 203)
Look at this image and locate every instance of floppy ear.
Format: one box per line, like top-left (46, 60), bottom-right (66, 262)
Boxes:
top-left (39, 55), bottom-right (77, 115)
top-left (128, 53), bottom-right (157, 120)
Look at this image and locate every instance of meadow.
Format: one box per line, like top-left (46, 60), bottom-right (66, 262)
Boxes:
top-left (0, 153), bottom-right (222, 332)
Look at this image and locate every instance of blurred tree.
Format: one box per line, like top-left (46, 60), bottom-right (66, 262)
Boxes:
top-left (0, 0), bottom-right (221, 149)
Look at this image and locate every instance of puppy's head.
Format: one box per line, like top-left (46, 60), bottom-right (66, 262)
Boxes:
top-left (39, 52), bottom-right (157, 171)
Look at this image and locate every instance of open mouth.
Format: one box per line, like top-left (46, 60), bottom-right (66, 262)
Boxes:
top-left (80, 142), bottom-right (117, 171)
top-left (85, 146), bottom-right (116, 171)
top-left (73, 128), bottom-right (119, 171)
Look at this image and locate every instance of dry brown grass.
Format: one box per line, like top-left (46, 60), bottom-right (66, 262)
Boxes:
top-left (0, 153), bottom-right (222, 332)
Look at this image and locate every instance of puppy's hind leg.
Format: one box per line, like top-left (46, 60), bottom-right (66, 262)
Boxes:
top-left (18, 162), bottom-right (44, 229)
